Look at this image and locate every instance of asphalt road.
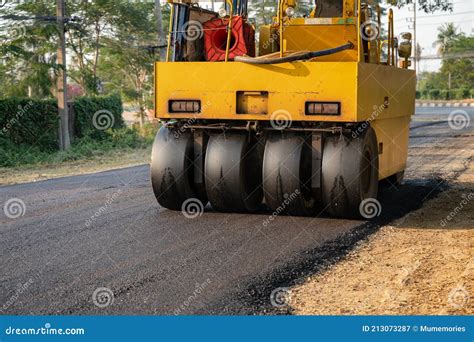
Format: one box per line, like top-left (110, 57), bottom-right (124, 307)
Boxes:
top-left (0, 107), bottom-right (472, 315)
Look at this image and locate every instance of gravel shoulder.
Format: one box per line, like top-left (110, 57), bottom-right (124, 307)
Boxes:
top-left (291, 135), bottom-right (474, 315)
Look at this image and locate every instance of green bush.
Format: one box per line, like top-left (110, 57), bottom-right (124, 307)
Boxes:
top-left (74, 93), bottom-right (124, 139)
top-left (0, 94), bottom-right (159, 168)
top-left (0, 127), bottom-right (153, 168)
top-left (0, 94), bottom-right (125, 152)
top-left (0, 98), bottom-right (58, 151)
top-left (439, 90), bottom-right (449, 100)
top-left (429, 89), bottom-right (440, 100)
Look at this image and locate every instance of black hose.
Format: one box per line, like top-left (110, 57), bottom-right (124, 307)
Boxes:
top-left (235, 42), bottom-right (354, 65)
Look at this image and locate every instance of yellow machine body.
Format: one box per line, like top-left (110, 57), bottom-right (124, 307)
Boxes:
top-left (152, 0), bottom-right (416, 217)
top-left (155, 60), bottom-right (414, 179)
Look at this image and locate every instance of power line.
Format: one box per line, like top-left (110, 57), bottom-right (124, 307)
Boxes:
top-left (415, 52), bottom-right (474, 60)
top-left (398, 19), bottom-right (473, 26)
top-left (395, 10), bottom-right (474, 22)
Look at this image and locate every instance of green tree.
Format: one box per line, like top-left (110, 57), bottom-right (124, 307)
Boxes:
top-left (433, 23), bottom-right (463, 55)
top-left (419, 27), bottom-right (473, 100)
top-left (388, 0), bottom-right (453, 13)
top-left (0, 1), bottom-right (57, 98)
top-left (98, 1), bottom-right (159, 127)
top-left (248, 0), bottom-right (278, 25)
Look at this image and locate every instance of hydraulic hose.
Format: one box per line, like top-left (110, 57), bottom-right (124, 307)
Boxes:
top-left (234, 42), bottom-right (354, 65)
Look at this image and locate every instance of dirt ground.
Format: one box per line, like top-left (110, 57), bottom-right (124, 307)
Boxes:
top-left (0, 147), bottom-right (150, 186)
top-left (291, 136), bottom-right (474, 315)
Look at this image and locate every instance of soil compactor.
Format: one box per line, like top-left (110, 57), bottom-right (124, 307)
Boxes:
top-left (151, 0), bottom-right (416, 218)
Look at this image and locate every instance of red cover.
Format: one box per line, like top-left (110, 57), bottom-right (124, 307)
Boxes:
top-left (203, 16), bottom-right (255, 62)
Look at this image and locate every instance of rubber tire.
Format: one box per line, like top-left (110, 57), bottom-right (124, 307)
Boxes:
top-left (263, 133), bottom-right (317, 216)
top-left (150, 127), bottom-right (207, 210)
top-left (322, 127), bottom-right (379, 218)
top-left (205, 133), bottom-right (264, 213)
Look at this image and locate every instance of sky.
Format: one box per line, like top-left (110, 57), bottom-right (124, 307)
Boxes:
top-left (391, 0), bottom-right (473, 72)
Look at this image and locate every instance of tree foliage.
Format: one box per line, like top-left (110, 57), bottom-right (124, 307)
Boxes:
top-left (418, 26), bottom-right (473, 100)
top-left (0, 0), bottom-right (169, 116)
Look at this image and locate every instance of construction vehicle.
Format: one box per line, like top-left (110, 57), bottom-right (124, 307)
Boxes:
top-left (151, 0), bottom-right (415, 218)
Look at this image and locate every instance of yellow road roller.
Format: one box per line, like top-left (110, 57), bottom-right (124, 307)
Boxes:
top-left (151, 0), bottom-right (416, 218)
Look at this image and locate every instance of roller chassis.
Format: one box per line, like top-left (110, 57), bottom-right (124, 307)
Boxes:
top-left (151, 120), bottom-right (381, 218)
top-left (153, 0), bottom-right (416, 219)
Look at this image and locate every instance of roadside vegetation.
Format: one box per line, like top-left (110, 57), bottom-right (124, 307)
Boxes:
top-left (0, 94), bottom-right (159, 168)
top-left (417, 24), bottom-right (473, 100)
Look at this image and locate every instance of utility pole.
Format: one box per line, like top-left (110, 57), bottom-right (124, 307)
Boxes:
top-left (448, 71), bottom-right (452, 98)
top-left (413, 1), bottom-right (417, 76)
top-left (57, 0), bottom-right (70, 150)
